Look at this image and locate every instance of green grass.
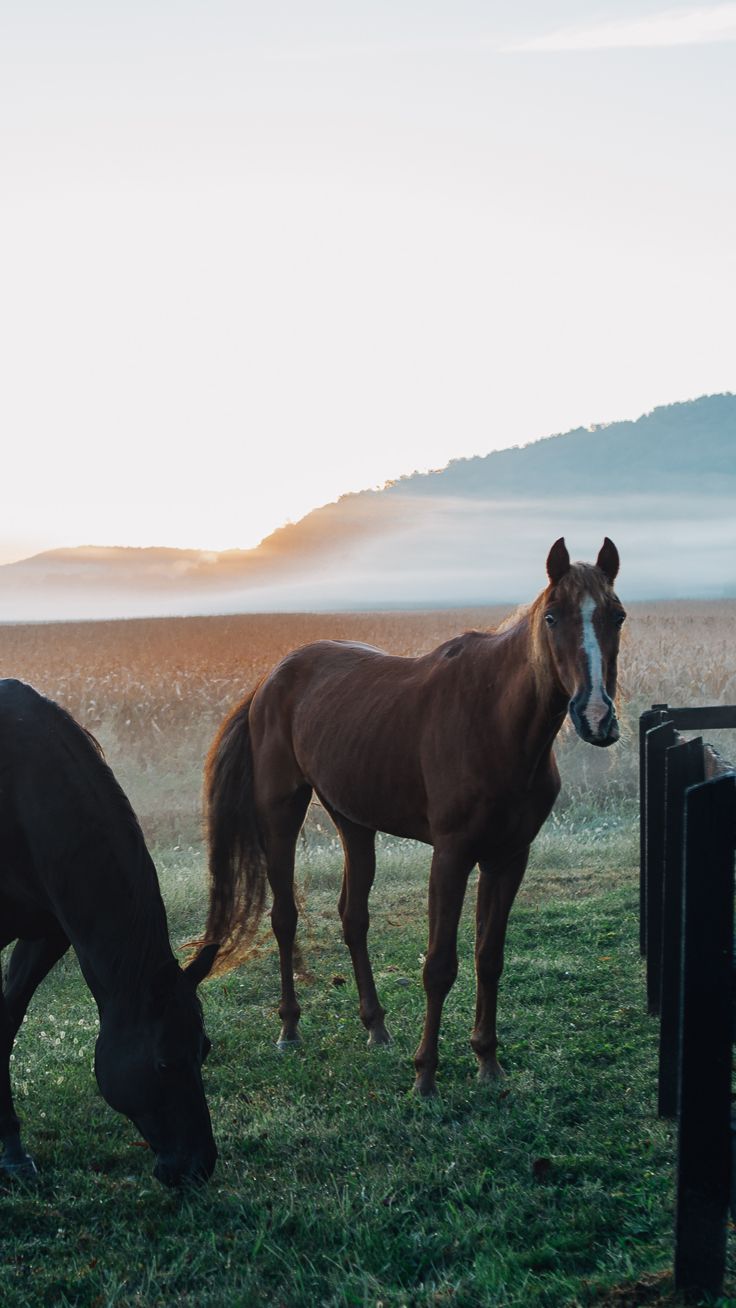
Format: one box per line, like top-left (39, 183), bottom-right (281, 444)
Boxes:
top-left (0, 818), bottom-right (731, 1307)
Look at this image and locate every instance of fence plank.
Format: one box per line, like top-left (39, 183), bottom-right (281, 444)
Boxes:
top-left (674, 774), bottom-right (735, 1296)
top-left (661, 706), bottom-right (736, 730)
top-left (704, 742), bottom-right (735, 779)
top-left (657, 738), bottom-right (704, 1117)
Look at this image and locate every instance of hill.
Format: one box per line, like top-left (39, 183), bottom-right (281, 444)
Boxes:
top-left (386, 393), bottom-right (736, 498)
top-left (2, 394), bottom-right (734, 619)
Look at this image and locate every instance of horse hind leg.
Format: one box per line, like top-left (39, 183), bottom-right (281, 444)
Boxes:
top-left (335, 814), bottom-right (390, 1047)
top-left (263, 785), bottom-right (312, 1049)
top-left (413, 841), bottom-right (475, 1096)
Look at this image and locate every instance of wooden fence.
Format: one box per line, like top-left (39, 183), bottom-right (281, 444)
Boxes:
top-left (639, 704), bottom-right (736, 1295)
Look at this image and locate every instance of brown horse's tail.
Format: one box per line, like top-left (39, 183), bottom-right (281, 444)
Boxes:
top-left (202, 693), bottom-right (268, 975)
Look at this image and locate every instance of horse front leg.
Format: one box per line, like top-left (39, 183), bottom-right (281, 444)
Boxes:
top-left (413, 843), bottom-right (474, 1096)
top-left (471, 848), bottom-right (529, 1082)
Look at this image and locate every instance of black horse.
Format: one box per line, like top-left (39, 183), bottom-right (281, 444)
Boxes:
top-left (0, 679), bottom-right (217, 1186)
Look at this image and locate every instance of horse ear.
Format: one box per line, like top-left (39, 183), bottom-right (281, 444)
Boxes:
top-left (184, 942), bottom-right (219, 988)
top-left (596, 537), bottom-right (619, 583)
top-left (546, 537), bottom-right (570, 585)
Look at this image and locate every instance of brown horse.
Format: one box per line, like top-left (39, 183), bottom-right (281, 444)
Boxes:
top-left (201, 537), bottom-right (624, 1094)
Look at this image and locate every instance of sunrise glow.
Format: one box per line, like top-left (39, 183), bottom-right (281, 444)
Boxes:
top-left (2, 3), bottom-right (735, 565)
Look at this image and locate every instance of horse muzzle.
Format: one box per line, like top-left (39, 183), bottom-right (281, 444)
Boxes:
top-left (153, 1142), bottom-right (217, 1188)
top-left (569, 694), bottom-right (620, 748)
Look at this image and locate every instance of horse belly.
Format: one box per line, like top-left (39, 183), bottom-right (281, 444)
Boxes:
top-left (306, 753), bottom-right (430, 843)
top-left (260, 648), bottom-right (433, 841)
top-left (0, 888), bottom-right (57, 948)
top-left (295, 732), bottom-right (428, 842)
top-left (0, 823), bottom-right (53, 917)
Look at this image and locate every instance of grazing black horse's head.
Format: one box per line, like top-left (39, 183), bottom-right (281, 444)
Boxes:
top-left (94, 945), bottom-right (218, 1187)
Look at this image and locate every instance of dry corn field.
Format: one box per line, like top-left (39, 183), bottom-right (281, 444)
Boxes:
top-left (0, 601), bottom-right (734, 843)
top-left (1, 602), bottom-right (735, 1308)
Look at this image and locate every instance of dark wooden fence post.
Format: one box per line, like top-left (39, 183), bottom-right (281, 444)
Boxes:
top-left (657, 738), bottom-right (704, 1117)
top-left (674, 773), bottom-right (735, 1296)
top-left (644, 719), bottom-right (677, 1015)
top-left (639, 706), bottom-right (669, 957)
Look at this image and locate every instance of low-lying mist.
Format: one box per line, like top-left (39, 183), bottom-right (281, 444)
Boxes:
top-left (1, 491), bottom-right (734, 622)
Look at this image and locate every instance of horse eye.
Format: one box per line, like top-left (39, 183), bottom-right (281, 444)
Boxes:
top-left (544, 613), bottom-right (557, 627)
top-left (614, 611), bottom-right (626, 627)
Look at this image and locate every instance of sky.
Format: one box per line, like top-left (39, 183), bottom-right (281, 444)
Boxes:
top-left (2, 1), bottom-right (735, 563)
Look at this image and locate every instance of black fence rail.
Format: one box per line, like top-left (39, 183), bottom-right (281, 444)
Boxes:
top-left (639, 704), bottom-right (736, 1296)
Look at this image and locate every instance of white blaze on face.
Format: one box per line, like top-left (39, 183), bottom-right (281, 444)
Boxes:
top-left (580, 595), bottom-right (609, 733)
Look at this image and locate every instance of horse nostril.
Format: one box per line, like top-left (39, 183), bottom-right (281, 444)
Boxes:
top-left (153, 1148), bottom-right (216, 1188)
top-left (153, 1161), bottom-right (178, 1188)
top-left (592, 708), bottom-right (619, 747)
top-left (569, 699), bottom-right (590, 738)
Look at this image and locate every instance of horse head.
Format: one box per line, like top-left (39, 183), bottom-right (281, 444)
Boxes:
top-left (542, 537), bottom-right (625, 748)
top-left (94, 944), bottom-right (218, 1187)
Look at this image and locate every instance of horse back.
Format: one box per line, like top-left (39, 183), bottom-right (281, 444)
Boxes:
top-left (247, 635), bottom-right (550, 850)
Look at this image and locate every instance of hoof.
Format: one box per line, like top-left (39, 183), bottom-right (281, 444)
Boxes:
top-left (276, 1036), bottom-right (301, 1053)
top-left (367, 1024), bottom-right (392, 1048)
top-left (1, 1153), bottom-right (38, 1182)
top-left (412, 1074), bottom-right (438, 1098)
top-left (477, 1058), bottom-right (505, 1084)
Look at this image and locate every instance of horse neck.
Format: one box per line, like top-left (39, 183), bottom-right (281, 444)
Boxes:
top-left (482, 612), bottom-right (568, 769)
top-left (62, 844), bottom-right (175, 1017)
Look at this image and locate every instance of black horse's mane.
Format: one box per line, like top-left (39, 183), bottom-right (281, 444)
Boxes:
top-left (51, 699), bottom-right (142, 831)
top-left (11, 683), bottom-right (174, 999)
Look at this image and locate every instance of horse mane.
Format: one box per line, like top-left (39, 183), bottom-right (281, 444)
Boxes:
top-left (81, 723), bottom-right (106, 759)
top-left (47, 698), bottom-right (145, 838)
top-left (36, 691), bottom-right (172, 998)
top-left (494, 563), bottom-right (616, 700)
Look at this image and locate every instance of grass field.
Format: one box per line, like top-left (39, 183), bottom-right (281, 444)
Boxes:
top-left (0, 604), bottom-right (734, 1307)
